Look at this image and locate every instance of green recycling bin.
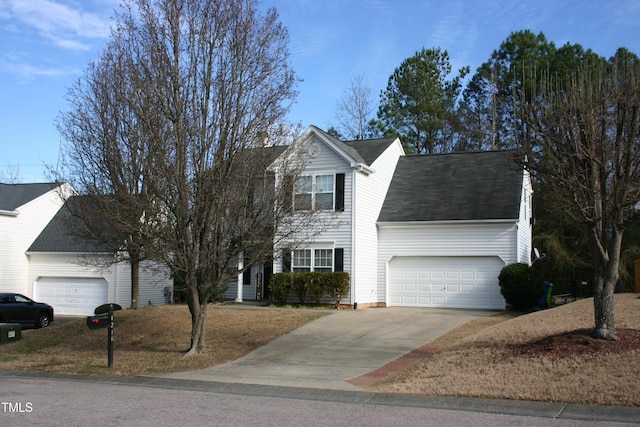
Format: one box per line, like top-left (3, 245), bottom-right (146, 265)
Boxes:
top-left (0, 323), bottom-right (22, 343)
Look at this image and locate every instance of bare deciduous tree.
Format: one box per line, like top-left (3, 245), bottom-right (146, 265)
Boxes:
top-left (100, 0), bottom-right (314, 356)
top-left (57, 19), bottom-right (159, 309)
top-left (334, 75), bottom-right (374, 140)
top-left (523, 48), bottom-right (640, 340)
top-left (0, 164), bottom-right (22, 183)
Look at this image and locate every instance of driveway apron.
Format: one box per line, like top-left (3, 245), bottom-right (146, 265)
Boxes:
top-left (158, 307), bottom-right (498, 391)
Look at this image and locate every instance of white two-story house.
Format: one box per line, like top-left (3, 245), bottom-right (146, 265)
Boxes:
top-left (228, 125), bottom-right (533, 310)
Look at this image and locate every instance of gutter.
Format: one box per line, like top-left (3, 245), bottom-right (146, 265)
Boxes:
top-left (25, 251), bottom-right (114, 256)
top-left (377, 218), bottom-right (519, 227)
top-left (0, 209), bottom-right (18, 217)
top-left (353, 164), bottom-right (374, 175)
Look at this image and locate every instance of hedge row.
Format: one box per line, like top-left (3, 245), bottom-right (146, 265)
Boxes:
top-left (269, 272), bottom-right (350, 308)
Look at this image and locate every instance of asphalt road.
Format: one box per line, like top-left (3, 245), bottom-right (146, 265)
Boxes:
top-left (1, 374), bottom-right (638, 427)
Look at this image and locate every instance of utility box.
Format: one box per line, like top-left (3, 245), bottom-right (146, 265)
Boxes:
top-left (0, 323), bottom-right (22, 344)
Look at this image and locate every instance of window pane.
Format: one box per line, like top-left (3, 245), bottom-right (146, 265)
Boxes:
top-left (294, 194), bottom-right (312, 210)
top-left (295, 176), bottom-right (312, 193)
top-left (315, 175), bottom-right (334, 210)
top-left (314, 249), bottom-right (333, 270)
top-left (294, 176), bottom-right (312, 211)
top-left (315, 175), bottom-right (333, 192)
top-left (293, 249), bottom-right (311, 269)
top-left (315, 193), bottom-right (333, 210)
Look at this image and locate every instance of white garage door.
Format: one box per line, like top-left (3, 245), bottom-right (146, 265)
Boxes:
top-left (33, 277), bottom-right (109, 316)
top-left (388, 256), bottom-right (505, 309)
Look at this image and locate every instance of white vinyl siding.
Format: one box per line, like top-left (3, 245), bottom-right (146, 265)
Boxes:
top-left (27, 253), bottom-right (172, 314)
top-left (351, 139), bottom-right (404, 304)
top-left (378, 222), bottom-right (517, 307)
top-left (274, 135), bottom-right (353, 302)
top-left (0, 186), bottom-right (66, 296)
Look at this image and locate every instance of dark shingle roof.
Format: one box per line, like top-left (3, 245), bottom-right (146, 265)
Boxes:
top-left (378, 151), bottom-right (523, 222)
top-left (28, 196), bottom-right (113, 253)
top-left (0, 182), bottom-right (61, 211)
top-left (343, 138), bottom-right (398, 166)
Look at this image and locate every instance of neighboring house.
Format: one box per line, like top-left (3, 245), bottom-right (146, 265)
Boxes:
top-left (0, 183), bottom-right (171, 316)
top-left (229, 126), bottom-right (532, 310)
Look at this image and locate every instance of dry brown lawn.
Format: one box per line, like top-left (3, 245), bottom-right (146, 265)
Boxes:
top-left (1, 295), bottom-right (639, 407)
top-left (367, 293), bottom-right (640, 407)
top-left (0, 304), bottom-right (326, 376)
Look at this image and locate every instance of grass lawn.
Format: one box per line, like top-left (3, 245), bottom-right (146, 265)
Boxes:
top-left (366, 293), bottom-right (640, 407)
top-left (1, 294), bottom-right (639, 406)
top-left (0, 304), bottom-right (326, 376)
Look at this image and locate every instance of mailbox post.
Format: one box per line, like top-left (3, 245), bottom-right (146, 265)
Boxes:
top-left (87, 303), bottom-right (122, 368)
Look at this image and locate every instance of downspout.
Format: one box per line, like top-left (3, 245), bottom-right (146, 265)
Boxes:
top-left (236, 252), bottom-right (244, 302)
top-left (350, 169), bottom-right (356, 307)
top-left (114, 254), bottom-right (119, 305)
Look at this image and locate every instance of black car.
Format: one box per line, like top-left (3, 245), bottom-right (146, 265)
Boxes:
top-left (0, 293), bottom-right (54, 328)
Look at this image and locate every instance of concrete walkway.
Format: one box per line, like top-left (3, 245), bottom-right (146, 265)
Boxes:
top-left (159, 307), bottom-right (497, 390)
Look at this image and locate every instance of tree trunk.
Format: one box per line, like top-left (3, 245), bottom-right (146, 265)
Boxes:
top-left (130, 256), bottom-right (140, 309)
top-left (184, 303), bottom-right (207, 357)
top-left (587, 224), bottom-right (622, 341)
top-left (592, 278), bottom-right (616, 340)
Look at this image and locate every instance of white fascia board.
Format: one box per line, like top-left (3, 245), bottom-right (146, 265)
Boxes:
top-left (0, 209), bottom-right (19, 217)
top-left (377, 219), bottom-right (519, 227)
top-left (25, 251), bottom-right (113, 256)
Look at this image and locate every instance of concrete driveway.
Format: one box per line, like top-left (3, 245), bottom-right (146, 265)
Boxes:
top-left (159, 307), bottom-right (498, 391)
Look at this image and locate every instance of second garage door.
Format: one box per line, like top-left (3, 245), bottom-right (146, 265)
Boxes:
top-left (388, 256), bottom-right (505, 309)
top-left (33, 277), bottom-right (109, 316)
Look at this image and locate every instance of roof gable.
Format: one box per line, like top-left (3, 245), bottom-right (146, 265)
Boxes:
top-left (28, 196), bottom-right (115, 253)
top-left (304, 125), bottom-right (399, 168)
top-left (378, 151), bottom-right (524, 223)
top-left (342, 138), bottom-right (398, 166)
top-left (0, 182), bottom-right (61, 211)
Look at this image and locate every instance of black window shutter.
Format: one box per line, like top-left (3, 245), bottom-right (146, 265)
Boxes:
top-left (243, 268), bottom-right (251, 285)
top-left (283, 175), bottom-right (294, 213)
top-left (282, 249), bottom-right (291, 272)
top-left (334, 248), bottom-right (344, 272)
top-left (335, 173), bottom-right (345, 211)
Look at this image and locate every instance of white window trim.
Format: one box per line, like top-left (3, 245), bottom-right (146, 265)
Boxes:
top-left (292, 244), bottom-right (335, 272)
top-left (294, 173), bottom-right (335, 211)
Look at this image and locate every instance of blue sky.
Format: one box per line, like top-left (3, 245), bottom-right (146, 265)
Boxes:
top-left (1, 0), bottom-right (638, 182)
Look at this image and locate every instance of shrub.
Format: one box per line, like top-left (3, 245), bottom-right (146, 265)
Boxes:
top-left (325, 272), bottom-right (350, 309)
top-left (498, 263), bottom-right (544, 310)
top-left (270, 273), bottom-right (292, 304)
top-left (268, 272), bottom-right (349, 307)
top-left (292, 272), bottom-right (312, 304)
top-left (306, 272), bottom-right (326, 304)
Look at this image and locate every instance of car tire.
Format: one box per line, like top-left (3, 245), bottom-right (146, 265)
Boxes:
top-left (37, 313), bottom-right (50, 328)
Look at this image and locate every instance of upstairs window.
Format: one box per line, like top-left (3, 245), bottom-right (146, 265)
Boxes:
top-left (294, 174), bottom-right (341, 211)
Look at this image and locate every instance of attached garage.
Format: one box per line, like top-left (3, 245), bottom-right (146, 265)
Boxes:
top-left (33, 277), bottom-right (108, 316)
top-left (388, 256), bottom-right (506, 309)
